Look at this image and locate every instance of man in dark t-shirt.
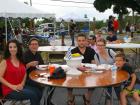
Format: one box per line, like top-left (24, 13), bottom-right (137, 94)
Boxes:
top-left (23, 49), bottom-right (44, 76)
top-left (108, 15), bottom-right (114, 32)
top-left (71, 34), bottom-right (96, 63)
top-left (23, 38), bottom-right (44, 89)
top-left (68, 33), bottom-right (96, 105)
top-left (71, 47), bottom-right (95, 63)
top-left (23, 38), bottom-right (44, 102)
top-left (23, 38), bottom-right (44, 77)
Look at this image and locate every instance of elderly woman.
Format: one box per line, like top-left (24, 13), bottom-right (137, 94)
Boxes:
top-left (0, 39), bottom-right (41, 105)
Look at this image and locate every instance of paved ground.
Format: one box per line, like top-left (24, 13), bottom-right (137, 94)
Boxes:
top-left (4, 87), bottom-right (139, 105)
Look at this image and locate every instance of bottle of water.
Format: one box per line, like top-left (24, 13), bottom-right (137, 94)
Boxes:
top-left (123, 35), bottom-right (128, 43)
top-left (111, 65), bottom-right (117, 79)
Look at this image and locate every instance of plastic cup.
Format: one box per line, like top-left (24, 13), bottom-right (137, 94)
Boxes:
top-left (49, 65), bottom-right (55, 75)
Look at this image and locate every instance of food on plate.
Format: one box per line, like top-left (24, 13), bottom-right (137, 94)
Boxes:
top-left (77, 66), bottom-right (92, 71)
top-left (71, 53), bottom-right (81, 57)
top-left (115, 40), bottom-right (124, 44)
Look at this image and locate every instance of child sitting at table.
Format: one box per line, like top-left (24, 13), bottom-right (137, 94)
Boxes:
top-left (115, 53), bottom-right (136, 105)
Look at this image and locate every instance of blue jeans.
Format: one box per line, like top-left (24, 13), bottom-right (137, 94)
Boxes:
top-left (134, 83), bottom-right (140, 89)
top-left (70, 34), bottom-right (75, 46)
top-left (5, 86), bottom-right (42, 105)
top-left (26, 78), bottom-right (43, 91)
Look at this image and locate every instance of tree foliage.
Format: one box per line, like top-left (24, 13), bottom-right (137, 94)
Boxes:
top-left (93, 0), bottom-right (140, 14)
top-left (93, 0), bottom-right (140, 33)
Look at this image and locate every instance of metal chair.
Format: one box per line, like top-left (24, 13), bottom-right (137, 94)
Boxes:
top-left (0, 84), bottom-right (30, 105)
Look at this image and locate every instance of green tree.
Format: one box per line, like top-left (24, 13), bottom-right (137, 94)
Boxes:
top-left (95, 21), bottom-right (106, 29)
top-left (93, 0), bottom-right (140, 33)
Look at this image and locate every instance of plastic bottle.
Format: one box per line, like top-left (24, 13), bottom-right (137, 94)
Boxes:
top-left (123, 35), bottom-right (129, 43)
top-left (111, 65), bottom-right (117, 79)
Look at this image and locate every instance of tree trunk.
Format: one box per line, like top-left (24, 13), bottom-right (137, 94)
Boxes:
top-left (118, 13), bottom-right (124, 34)
top-left (132, 10), bottom-right (135, 24)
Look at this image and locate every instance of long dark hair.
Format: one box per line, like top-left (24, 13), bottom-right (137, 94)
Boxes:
top-left (4, 39), bottom-right (23, 63)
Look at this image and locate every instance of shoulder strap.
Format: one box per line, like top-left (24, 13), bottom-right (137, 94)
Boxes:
top-left (96, 53), bottom-right (100, 63)
top-left (108, 49), bottom-right (113, 59)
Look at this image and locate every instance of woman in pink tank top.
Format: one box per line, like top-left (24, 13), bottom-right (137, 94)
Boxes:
top-left (0, 39), bottom-right (41, 105)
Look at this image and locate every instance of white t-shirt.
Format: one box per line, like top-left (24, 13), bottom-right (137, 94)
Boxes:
top-left (130, 26), bottom-right (135, 32)
top-left (60, 23), bottom-right (65, 32)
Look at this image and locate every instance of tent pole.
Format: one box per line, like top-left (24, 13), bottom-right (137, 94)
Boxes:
top-left (29, 0), bottom-right (32, 6)
top-left (54, 18), bottom-right (56, 36)
top-left (5, 18), bottom-right (8, 43)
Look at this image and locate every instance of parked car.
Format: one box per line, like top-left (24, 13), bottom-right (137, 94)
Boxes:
top-left (36, 23), bottom-right (56, 36)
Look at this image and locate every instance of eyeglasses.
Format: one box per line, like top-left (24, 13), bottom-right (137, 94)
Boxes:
top-left (30, 43), bottom-right (38, 46)
top-left (97, 45), bottom-right (105, 47)
top-left (88, 39), bottom-right (93, 40)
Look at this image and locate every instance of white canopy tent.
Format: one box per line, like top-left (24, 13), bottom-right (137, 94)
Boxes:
top-left (0, 0), bottom-right (55, 18)
top-left (57, 13), bottom-right (89, 22)
top-left (0, 0), bottom-right (55, 42)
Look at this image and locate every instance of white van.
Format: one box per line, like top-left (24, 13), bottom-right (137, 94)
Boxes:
top-left (37, 23), bottom-right (55, 36)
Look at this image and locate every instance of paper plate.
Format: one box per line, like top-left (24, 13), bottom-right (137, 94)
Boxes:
top-left (93, 70), bottom-right (104, 73)
top-left (36, 65), bottom-right (48, 70)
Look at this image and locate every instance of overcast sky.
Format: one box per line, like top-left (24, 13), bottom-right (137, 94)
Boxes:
top-left (17, 0), bottom-right (116, 21)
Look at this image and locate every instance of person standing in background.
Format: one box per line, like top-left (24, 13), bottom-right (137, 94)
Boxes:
top-left (125, 23), bottom-right (130, 36)
top-left (113, 16), bottom-right (119, 35)
top-left (107, 15), bottom-right (114, 32)
top-left (130, 24), bottom-right (135, 38)
top-left (14, 27), bottom-right (23, 45)
top-left (69, 19), bottom-right (76, 46)
top-left (60, 19), bottom-right (66, 46)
